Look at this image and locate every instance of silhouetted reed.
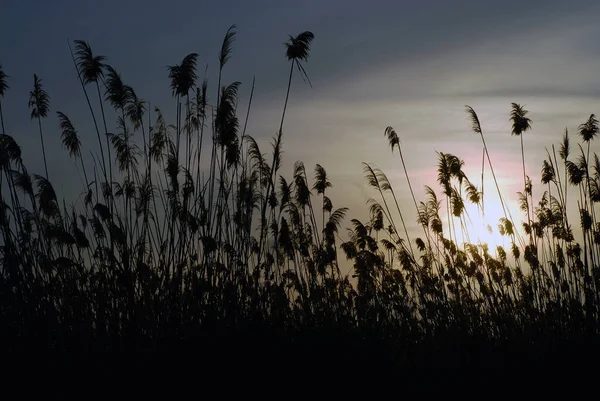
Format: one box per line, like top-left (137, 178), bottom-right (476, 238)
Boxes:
top-left (0, 30), bottom-right (599, 366)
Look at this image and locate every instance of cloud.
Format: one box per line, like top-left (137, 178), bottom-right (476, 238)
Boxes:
top-left (242, 4), bottom-right (600, 236)
top-left (3, 0), bottom-right (600, 244)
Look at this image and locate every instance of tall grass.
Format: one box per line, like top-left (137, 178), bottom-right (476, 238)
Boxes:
top-left (1, 30), bottom-right (599, 364)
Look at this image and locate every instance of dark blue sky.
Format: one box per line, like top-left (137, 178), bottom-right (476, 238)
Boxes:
top-left (4, 0), bottom-right (596, 108)
top-left (2, 0), bottom-right (600, 244)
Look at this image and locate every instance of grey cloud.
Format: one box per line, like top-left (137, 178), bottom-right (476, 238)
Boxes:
top-left (3, 0), bottom-right (600, 236)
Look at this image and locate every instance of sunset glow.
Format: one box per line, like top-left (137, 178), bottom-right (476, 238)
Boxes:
top-left (457, 199), bottom-right (507, 252)
top-left (3, 0), bottom-right (600, 366)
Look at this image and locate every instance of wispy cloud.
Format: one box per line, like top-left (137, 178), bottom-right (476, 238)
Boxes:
top-left (2, 0), bottom-right (600, 234)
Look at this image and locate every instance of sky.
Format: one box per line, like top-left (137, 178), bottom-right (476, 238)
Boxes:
top-left (2, 0), bottom-right (600, 256)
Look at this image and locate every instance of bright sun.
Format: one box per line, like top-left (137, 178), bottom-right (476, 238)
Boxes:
top-left (449, 181), bottom-right (521, 255)
top-left (457, 200), bottom-right (506, 251)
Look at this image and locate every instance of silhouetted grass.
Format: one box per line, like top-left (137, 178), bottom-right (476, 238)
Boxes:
top-left (1, 28), bottom-right (600, 366)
